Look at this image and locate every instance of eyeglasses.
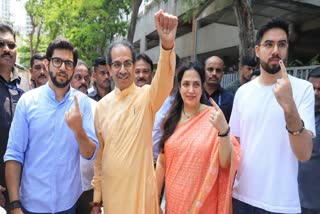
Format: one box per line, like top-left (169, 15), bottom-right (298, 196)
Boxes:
top-left (50, 57), bottom-right (75, 70)
top-left (260, 41), bottom-right (288, 50)
top-left (0, 40), bottom-right (16, 50)
top-left (110, 60), bottom-right (133, 71)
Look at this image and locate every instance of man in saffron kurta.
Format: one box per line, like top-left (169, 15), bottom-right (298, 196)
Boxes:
top-left (91, 10), bottom-right (178, 214)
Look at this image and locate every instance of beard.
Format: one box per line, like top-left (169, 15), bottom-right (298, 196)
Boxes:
top-left (260, 60), bottom-right (281, 74)
top-left (49, 68), bottom-right (73, 88)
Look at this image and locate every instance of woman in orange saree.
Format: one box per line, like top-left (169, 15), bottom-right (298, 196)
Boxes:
top-left (156, 61), bottom-right (241, 214)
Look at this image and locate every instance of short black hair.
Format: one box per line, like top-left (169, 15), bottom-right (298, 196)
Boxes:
top-left (241, 55), bottom-right (257, 67)
top-left (256, 17), bottom-right (289, 45)
top-left (106, 40), bottom-right (135, 65)
top-left (46, 38), bottom-right (78, 66)
top-left (0, 23), bottom-right (16, 41)
top-left (136, 53), bottom-right (153, 71)
top-left (252, 68), bottom-right (260, 77)
top-left (94, 57), bottom-right (106, 69)
top-left (30, 53), bottom-right (46, 67)
top-left (76, 59), bottom-right (91, 76)
top-left (308, 67), bottom-right (320, 80)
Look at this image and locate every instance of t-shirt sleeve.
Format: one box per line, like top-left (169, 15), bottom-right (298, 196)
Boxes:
top-left (298, 83), bottom-right (316, 136)
top-left (229, 90), bottom-right (240, 137)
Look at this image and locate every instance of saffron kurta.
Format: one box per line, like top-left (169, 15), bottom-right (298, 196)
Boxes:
top-left (93, 47), bottom-right (175, 213)
top-left (163, 108), bottom-right (241, 214)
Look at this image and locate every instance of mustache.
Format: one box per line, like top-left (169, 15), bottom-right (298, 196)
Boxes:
top-left (78, 84), bottom-right (88, 90)
top-left (38, 74), bottom-right (47, 79)
top-left (209, 76), bottom-right (218, 81)
top-left (268, 56), bottom-right (281, 62)
top-left (137, 77), bottom-right (146, 82)
top-left (117, 73), bottom-right (129, 79)
top-left (0, 53), bottom-right (12, 58)
top-left (57, 71), bottom-right (67, 76)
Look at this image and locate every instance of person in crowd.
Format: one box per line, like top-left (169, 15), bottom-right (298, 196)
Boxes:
top-left (0, 23), bottom-right (24, 211)
top-left (134, 53), bottom-right (153, 87)
top-left (230, 17), bottom-right (315, 214)
top-left (88, 57), bottom-right (112, 101)
top-left (29, 53), bottom-right (48, 88)
top-left (298, 67), bottom-right (320, 214)
top-left (156, 61), bottom-right (240, 213)
top-left (71, 60), bottom-right (91, 94)
top-left (225, 55), bottom-right (257, 94)
top-left (203, 56), bottom-right (234, 122)
top-left (70, 59), bottom-right (96, 214)
top-left (91, 10), bottom-right (178, 214)
top-left (250, 68), bottom-right (260, 80)
top-left (4, 38), bottom-right (98, 213)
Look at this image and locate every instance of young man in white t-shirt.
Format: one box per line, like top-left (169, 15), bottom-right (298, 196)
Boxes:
top-left (230, 17), bottom-right (315, 214)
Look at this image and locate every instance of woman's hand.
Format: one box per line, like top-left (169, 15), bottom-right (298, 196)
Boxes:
top-left (208, 98), bottom-right (229, 134)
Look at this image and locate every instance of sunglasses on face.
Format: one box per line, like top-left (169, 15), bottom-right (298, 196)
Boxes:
top-left (0, 40), bottom-right (16, 50)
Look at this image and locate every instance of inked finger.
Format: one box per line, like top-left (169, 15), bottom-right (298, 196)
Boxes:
top-left (74, 96), bottom-right (80, 110)
top-left (209, 97), bottom-right (220, 111)
top-left (279, 60), bottom-right (288, 78)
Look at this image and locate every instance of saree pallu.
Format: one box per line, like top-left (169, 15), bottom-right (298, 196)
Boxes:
top-left (164, 108), bottom-right (241, 214)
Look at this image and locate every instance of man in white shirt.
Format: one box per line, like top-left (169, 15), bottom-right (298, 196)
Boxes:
top-left (230, 17), bottom-right (315, 214)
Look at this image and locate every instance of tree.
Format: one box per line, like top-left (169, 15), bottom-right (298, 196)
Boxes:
top-left (183, 0), bottom-right (255, 62)
top-left (21, 0), bottom-right (131, 67)
top-left (233, 0), bottom-right (255, 60)
top-left (25, 0), bottom-right (46, 56)
top-left (127, 0), bottom-right (143, 43)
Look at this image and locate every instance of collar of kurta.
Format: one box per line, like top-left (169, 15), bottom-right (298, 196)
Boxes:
top-left (114, 83), bottom-right (136, 98)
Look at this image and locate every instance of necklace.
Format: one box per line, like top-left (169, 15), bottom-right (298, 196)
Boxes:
top-left (182, 104), bottom-right (201, 118)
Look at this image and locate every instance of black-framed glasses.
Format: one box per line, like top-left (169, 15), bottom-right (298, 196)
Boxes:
top-left (50, 57), bottom-right (75, 70)
top-left (0, 40), bottom-right (16, 50)
top-left (110, 60), bottom-right (133, 71)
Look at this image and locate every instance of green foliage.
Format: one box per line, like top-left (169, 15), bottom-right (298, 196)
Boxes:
top-left (288, 54), bottom-right (320, 66)
top-left (21, 0), bottom-right (131, 67)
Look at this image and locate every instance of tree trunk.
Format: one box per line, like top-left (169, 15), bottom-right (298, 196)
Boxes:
top-left (34, 22), bottom-right (43, 54)
top-left (127, 0), bottom-right (143, 43)
top-left (233, 0), bottom-right (255, 61)
top-left (29, 16), bottom-right (36, 56)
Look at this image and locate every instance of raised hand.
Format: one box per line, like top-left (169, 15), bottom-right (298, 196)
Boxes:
top-left (273, 60), bottom-right (294, 112)
top-left (154, 9), bottom-right (178, 50)
top-left (208, 98), bottom-right (229, 134)
top-left (65, 96), bottom-right (83, 133)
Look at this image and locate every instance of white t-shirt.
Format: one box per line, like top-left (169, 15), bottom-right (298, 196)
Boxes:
top-left (230, 75), bottom-right (315, 213)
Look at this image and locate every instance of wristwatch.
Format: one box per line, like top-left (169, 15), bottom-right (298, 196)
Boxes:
top-left (10, 200), bottom-right (22, 211)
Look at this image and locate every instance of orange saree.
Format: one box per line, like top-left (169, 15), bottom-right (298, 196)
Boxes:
top-left (163, 108), bottom-right (241, 214)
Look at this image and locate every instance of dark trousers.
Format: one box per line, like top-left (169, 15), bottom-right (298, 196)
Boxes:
top-left (301, 207), bottom-right (320, 214)
top-left (76, 189), bottom-right (94, 214)
top-left (22, 203), bottom-right (76, 214)
top-left (232, 198), bottom-right (294, 214)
